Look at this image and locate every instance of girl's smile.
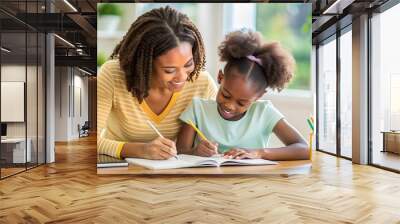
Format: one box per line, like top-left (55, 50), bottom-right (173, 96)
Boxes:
top-left (216, 69), bottom-right (263, 121)
top-left (217, 104), bottom-right (237, 120)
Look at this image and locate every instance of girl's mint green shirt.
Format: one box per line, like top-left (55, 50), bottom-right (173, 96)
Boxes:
top-left (179, 98), bottom-right (284, 153)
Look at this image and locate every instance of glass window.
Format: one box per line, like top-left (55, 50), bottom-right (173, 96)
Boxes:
top-left (371, 3), bottom-right (400, 171)
top-left (1, 26), bottom-right (28, 178)
top-left (340, 29), bottom-right (352, 158)
top-left (135, 3), bottom-right (198, 24)
top-left (0, 0), bottom-right (46, 179)
top-left (256, 4), bottom-right (311, 91)
top-left (317, 37), bottom-right (337, 154)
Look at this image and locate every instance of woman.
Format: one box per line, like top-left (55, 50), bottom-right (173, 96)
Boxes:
top-left (97, 6), bottom-right (217, 159)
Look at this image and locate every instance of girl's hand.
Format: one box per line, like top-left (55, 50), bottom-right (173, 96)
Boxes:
top-left (194, 139), bottom-right (218, 157)
top-left (223, 148), bottom-right (261, 159)
top-left (143, 136), bottom-right (177, 160)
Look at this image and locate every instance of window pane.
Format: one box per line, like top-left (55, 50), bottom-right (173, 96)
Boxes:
top-left (340, 29), bottom-right (352, 158)
top-left (371, 3), bottom-right (400, 171)
top-left (135, 3), bottom-right (198, 24)
top-left (1, 31), bottom-right (28, 177)
top-left (256, 4), bottom-right (311, 90)
top-left (318, 38), bottom-right (337, 154)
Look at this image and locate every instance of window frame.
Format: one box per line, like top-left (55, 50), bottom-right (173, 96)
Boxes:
top-left (315, 22), bottom-right (353, 161)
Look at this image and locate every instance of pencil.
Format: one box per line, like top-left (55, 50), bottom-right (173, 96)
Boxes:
top-left (146, 120), bottom-right (178, 160)
top-left (187, 120), bottom-right (208, 141)
top-left (306, 117), bottom-right (314, 160)
top-left (309, 132), bottom-right (313, 160)
top-left (306, 118), bottom-right (314, 133)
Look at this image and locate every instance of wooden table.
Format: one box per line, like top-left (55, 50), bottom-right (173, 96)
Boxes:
top-left (381, 131), bottom-right (400, 154)
top-left (1, 138), bottom-right (32, 164)
top-left (97, 160), bottom-right (312, 175)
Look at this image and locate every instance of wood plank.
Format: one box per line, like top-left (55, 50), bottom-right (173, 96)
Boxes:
top-left (1, 134), bottom-right (400, 223)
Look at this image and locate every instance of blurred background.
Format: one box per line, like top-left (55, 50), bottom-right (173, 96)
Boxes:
top-left (97, 3), bottom-right (312, 147)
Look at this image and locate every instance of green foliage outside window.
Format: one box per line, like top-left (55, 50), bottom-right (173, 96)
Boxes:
top-left (98, 3), bottom-right (123, 17)
top-left (256, 4), bottom-right (312, 90)
top-left (97, 52), bottom-right (107, 67)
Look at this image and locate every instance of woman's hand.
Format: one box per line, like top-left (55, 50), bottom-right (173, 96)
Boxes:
top-left (194, 139), bottom-right (218, 157)
top-left (223, 148), bottom-right (261, 159)
top-left (142, 136), bottom-right (177, 160)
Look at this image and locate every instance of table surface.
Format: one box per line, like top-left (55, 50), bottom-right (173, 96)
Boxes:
top-left (1, 138), bottom-right (27, 143)
top-left (381, 131), bottom-right (400, 134)
top-left (97, 160), bottom-right (312, 175)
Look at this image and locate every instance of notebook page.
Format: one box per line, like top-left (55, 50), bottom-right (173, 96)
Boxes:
top-left (126, 154), bottom-right (218, 170)
top-left (178, 154), bottom-right (219, 167)
top-left (125, 156), bottom-right (193, 169)
top-left (220, 158), bottom-right (278, 166)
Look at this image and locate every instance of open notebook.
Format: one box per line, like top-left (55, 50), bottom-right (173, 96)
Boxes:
top-left (125, 154), bottom-right (278, 170)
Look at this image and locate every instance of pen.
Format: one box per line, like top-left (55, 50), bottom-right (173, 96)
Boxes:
top-left (146, 120), bottom-right (178, 160)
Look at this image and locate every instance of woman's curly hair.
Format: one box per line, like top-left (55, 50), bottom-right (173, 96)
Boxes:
top-left (218, 29), bottom-right (295, 92)
top-left (111, 6), bottom-right (206, 102)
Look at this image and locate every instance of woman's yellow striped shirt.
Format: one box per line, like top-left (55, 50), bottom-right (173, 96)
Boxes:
top-left (97, 59), bottom-right (217, 158)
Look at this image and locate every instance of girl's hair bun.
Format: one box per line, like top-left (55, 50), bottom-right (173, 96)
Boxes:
top-left (218, 29), bottom-right (262, 62)
top-left (219, 29), bottom-right (295, 92)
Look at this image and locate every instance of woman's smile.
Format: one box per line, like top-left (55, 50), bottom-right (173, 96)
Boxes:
top-left (168, 80), bottom-right (186, 91)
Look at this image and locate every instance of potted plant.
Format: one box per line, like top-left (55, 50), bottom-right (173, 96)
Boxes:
top-left (98, 3), bottom-right (122, 33)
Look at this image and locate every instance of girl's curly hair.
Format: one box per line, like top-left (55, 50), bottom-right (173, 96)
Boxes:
top-left (218, 29), bottom-right (295, 92)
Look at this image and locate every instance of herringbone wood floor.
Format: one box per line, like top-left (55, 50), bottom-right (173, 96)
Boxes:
top-left (1, 135), bottom-right (400, 223)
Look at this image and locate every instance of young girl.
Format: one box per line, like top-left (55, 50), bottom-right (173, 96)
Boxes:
top-left (176, 29), bottom-right (309, 160)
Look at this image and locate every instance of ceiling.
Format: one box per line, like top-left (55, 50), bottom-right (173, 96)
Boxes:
top-left (0, 0), bottom-right (97, 74)
top-left (310, 0), bottom-right (390, 43)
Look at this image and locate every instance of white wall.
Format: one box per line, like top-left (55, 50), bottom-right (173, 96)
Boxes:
top-left (1, 65), bottom-right (26, 81)
top-left (55, 67), bottom-right (68, 141)
top-left (1, 64), bottom-right (46, 163)
top-left (197, 4), bottom-right (224, 78)
top-left (54, 67), bottom-right (89, 141)
top-left (264, 92), bottom-right (313, 147)
top-left (72, 73), bottom-right (89, 138)
top-left (1, 65), bottom-right (30, 138)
